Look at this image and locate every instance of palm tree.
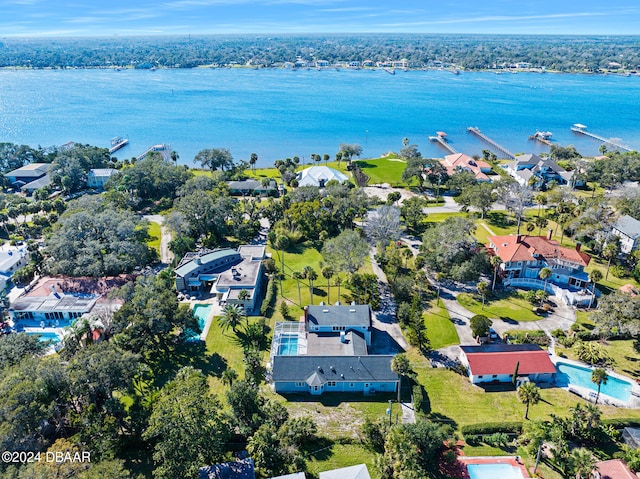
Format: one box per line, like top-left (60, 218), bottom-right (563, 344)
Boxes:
top-left (517, 381), bottom-right (541, 420)
top-left (170, 150), bottom-right (179, 164)
top-left (218, 304), bottom-right (243, 333)
top-left (588, 269), bottom-right (602, 308)
top-left (539, 267), bottom-right (552, 297)
top-left (602, 241), bottom-right (620, 280)
top-left (221, 368), bottom-right (238, 387)
top-left (303, 266), bottom-right (317, 305)
top-left (568, 447), bottom-right (597, 479)
top-left (321, 266), bottom-right (334, 304)
top-left (335, 274), bottom-right (342, 304)
top-left (477, 281), bottom-right (490, 309)
top-left (292, 271), bottom-right (303, 306)
top-left (273, 235), bottom-right (290, 297)
top-left (591, 367), bottom-right (609, 405)
top-left (490, 255), bottom-right (502, 291)
top-left (434, 272), bottom-right (445, 306)
top-left (249, 153), bottom-right (258, 171)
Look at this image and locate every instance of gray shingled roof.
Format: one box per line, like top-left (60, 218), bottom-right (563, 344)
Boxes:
top-left (174, 248), bottom-right (239, 277)
top-left (272, 355), bottom-right (398, 383)
top-left (306, 305), bottom-right (371, 328)
top-left (614, 215), bottom-right (640, 240)
top-left (319, 464), bottom-right (371, 479)
top-left (199, 458), bottom-right (255, 479)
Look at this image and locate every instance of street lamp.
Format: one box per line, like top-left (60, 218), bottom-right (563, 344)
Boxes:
top-left (386, 399), bottom-right (392, 426)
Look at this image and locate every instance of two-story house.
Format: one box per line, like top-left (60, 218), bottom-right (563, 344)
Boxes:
top-left (612, 215), bottom-right (640, 254)
top-left (487, 232), bottom-right (593, 306)
top-left (504, 154), bottom-right (581, 189)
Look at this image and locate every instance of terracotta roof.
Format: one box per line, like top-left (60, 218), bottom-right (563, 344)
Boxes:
top-left (441, 153), bottom-right (492, 182)
top-left (594, 459), bottom-right (637, 479)
top-left (462, 345), bottom-right (556, 376)
top-left (488, 235), bottom-right (590, 266)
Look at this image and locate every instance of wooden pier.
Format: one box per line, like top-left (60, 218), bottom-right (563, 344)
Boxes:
top-left (467, 127), bottom-right (515, 159)
top-left (429, 131), bottom-right (457, 154)
top-left (529, 131), bottom-right (553, 146)
top-left (108, 136), bottom-right (129, 154)
top-left (136, 144), bottom-right (170, 161)
top-left (570, 124), bottom-right (632, 152)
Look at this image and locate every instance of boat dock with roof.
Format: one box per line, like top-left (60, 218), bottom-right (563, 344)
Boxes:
top-left (428, 131), bottom-right (457, 154)
top-left (570, 124), bottom-right (632, 152)
top-left (467, 127), bottom-right (515, 159)
top-left (529, 131), bottom-right (553, 146)
top-left (108, 136), bottom-right (129, 154)
top-left (136, 143), bottom-right (171, 161)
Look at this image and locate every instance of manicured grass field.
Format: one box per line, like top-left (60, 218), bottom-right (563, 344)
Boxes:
top-left (267, 242), bottom-right (374, 322)
top-left (457, 291), bottom-right (542, 322)
top-left (204, 313), bottom-right (248, 390)
top-left (146, 221), bottom-right (161, 255)
top-left (353, 157), bottom-right (409, 187)
top-left (424, 301), bottom-right (459, 349)
top-left (305, 443), bottom-right (378, 478)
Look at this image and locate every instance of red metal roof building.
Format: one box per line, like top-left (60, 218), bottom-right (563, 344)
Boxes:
top-left (460, 344), bottom-right (556, 385)
top-left (594, 459), bottom-right (637, 479)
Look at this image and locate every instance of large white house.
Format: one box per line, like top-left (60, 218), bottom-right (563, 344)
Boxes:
top-left (296, 166), bottom-right (349, 187)
top-left (612, 215), bottom-right (640, 254)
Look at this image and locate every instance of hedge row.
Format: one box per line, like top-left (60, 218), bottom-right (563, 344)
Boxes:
top-left (460, 422), bottom-right (523, 437)
top-left (601, 418), bottom-right (640, 429)
top-left (260, 276), bottom-right (278, 316)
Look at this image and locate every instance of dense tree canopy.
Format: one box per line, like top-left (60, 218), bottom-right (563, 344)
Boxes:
top-left (44, 196), bottom-right (156, 277)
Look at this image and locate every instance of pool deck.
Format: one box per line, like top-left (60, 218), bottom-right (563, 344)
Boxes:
top-left (22, 326), bottom-right (66, 354)
top-left (458, 456), bottom-right (529, 478)
top-left (550, 354), bottom-right (640, 408)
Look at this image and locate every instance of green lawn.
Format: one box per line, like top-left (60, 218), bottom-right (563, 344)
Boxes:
top-left (146, 221), bottom-right (161, 255)
top-left (424, 300), bottom-right (459, 349)
top-left (457, 291), bottom-right (542, 322)
top-left (305, 443), bottom-right (378, 479)
top-left (353, 157), bottom-right (409, 186)
top-left (204, 313), bottom-right (250, 391)
top-left (268, 242), bottom-right (374, 322)
top-left (406, 349), bottom-right (640, 429)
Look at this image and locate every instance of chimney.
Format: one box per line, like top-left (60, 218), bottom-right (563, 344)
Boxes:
top-left (547, 228), bottom-right (553, 240)
top-left (575, 241), bottom-right (581, 252)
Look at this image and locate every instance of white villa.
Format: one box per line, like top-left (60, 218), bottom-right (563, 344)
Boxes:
top-left (296, 166), bottom-right (349, 187)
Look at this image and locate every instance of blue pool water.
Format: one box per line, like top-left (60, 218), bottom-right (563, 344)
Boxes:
top-left (556, 361), bottom-right (632, 403)
top-left (187, 304), bottom-right (213, 340)
top-left (26, 331), bottom-right (61, 344)
top-left (277, 335), bottom-right (299, 356)
top-left (467, 464), bottom-right (524, 479)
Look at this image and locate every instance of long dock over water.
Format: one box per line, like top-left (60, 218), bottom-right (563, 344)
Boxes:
top-left (136, 144), bottom-right (170, 161)
top-left (570, 124), bottom-right (632, 152)
top-left (428, 131), bottom-right (457, 154)
top-left (467, 127), bottom-right (515, 159)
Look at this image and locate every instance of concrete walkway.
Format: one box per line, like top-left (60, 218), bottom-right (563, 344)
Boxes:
top-left (400, 402), bottom-right (416, 424)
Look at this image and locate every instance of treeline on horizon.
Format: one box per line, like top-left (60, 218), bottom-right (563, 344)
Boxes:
top-left (1, 34), bottom-right (640, 72)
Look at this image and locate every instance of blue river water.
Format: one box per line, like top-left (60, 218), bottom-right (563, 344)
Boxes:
top-left (1, 68), bottom-right (639, 167)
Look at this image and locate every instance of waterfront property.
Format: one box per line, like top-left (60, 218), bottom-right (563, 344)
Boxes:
top-left (174, 245), bottom-right (266, 314)
top-left (487, 232), bottom-right (594, 306)
top-left (459, 344), bottom-right (556, 386)
top-left (296, 166), bottom-right (349, 188)
top-left (227, 179), bottom-right (278, 196)
top-left (612, 214), bottom-right (640, 254)
top-left (503, 153), bottom-right (581, 188)
top-left (440, 153), bottom-right (493, 183)
top-left (270, 304), bottom-right (398, 396)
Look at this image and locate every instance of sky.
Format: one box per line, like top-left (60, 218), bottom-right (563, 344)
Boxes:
top-left (1, 0), bottom-right (639, 37)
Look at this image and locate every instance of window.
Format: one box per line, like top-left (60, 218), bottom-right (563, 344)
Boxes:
top-left (350, 383), bottom-right (354, 388)
top-left (477, 375), bottom-right (483, 379)
top-left (492, 375), bottom-right (498, 378)
top-left (295, 382), bottom-right (304, 387)
top-left (327, 381), bottom-right (336, 387)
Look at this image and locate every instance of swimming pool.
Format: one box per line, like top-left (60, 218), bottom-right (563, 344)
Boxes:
top-left (26, 331), bottom-right (61, 344)
top-left (188, 304), bottom-right (213, 340)
top-left (277, 334), bottom-right (299, 355)
top-left (467, 463), bottom-right (524, 479)
top-left (556, 361), bottom-right (632, 403)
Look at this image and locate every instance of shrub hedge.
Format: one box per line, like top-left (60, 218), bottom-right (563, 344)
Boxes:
top-left (460, 422), bottom-right (523, 437)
